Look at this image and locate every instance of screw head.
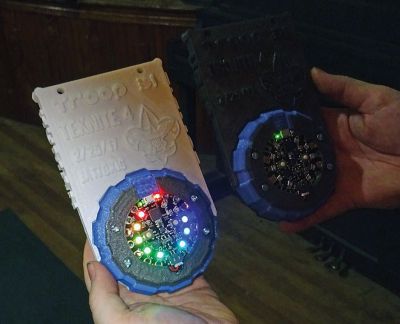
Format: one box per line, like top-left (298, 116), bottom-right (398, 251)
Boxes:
top-left (203, 227), bottom-right (210, 235)
top-left (191, 195), bottom-right (198, 202)
top-left (326, 163), bottom-right (334, 170)
top-left (251, 151), bottom-right (259, 160)
top-left (317, 133), bottom-right (324, 141)
top-left (261, 184), bottom-right (269, 191)
top-left (123, 258), bottom-right (132, 268)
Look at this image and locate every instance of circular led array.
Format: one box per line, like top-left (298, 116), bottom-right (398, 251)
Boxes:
top-left (95, 169), bottom-right (216, 294)
top-left (263, 128), bottom-right (324, 198)
top-left (124, 192), bottom-right (198, 272)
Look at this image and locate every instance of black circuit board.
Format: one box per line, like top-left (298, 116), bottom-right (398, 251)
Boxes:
top-left (262, 128), bottom-right (324, 198)
top-left (125, 193), bottom-right (198, 272)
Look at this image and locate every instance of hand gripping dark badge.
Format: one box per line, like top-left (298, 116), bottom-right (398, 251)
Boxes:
top-left (183, 14), bottom-right (335, 221)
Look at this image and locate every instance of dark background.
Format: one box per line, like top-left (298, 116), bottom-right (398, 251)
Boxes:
top-left (0, 0), bottom-right (399, 302)
top-left (185, 0), bottom-right (400, 295)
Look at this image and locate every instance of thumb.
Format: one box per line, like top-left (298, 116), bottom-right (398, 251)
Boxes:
top-left (311, 67), bottom-right (377, 113)
top-left (87, 262), bottom-right (129, 324)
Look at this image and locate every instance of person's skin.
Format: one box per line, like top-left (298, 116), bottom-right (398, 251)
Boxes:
top-left (83, 241), bottom-right (238, 324)
top-left (83, 68), bottom-right (400, 323)
top-left (280, 67), bottom-right (400, 232)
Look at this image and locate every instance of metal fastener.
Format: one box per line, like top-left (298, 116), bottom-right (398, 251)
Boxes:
top-left (326, 163), bottom-right (334, 170)
top-left (123, 258), bottom-right (132, 268)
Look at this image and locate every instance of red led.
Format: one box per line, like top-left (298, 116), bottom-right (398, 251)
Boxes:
top-left (137, 211), bottom-right (145, 219)
top-left (153, 193), bottom-right (161, 200)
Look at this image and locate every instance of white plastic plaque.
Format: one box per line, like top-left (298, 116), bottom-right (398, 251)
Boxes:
top-left (33, 58), bottom-right (216, 259)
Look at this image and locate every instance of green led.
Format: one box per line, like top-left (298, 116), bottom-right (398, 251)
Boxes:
top-left (156, 251), bottom-right (164, 259)
top-left (135, 236), bottom-right (143, 245)
top-left (137, 201), bottom-right (143, 207)
top-left (144, 247), bottom-right (151, 254)
top-left (273, 130), bottom-right (284, 141)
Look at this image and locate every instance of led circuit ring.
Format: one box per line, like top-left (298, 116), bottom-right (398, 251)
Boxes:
top-left (93, 168), bottom-right (216, 295)
top-left (126, 192), bottom-right (198, 271)
top-left (233, 109), bottom-right (335, 221)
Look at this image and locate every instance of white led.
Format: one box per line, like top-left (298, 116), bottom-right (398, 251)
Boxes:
top-left (183, 227), bottom-right (190, 235)
top-left (181, 216), bottom-right (188, 223)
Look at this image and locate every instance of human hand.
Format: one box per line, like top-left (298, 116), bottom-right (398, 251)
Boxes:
top-left (280, 67), bottom-right (400, 232)
top-left (83, 241), bottom-right (237, 324)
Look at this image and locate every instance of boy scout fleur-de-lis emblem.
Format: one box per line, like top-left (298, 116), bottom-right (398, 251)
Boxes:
top-left (126, 105), bottom-right (180, 166)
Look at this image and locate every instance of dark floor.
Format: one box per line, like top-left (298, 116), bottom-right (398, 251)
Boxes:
top-left (1, 117), bottom-right (400, 323)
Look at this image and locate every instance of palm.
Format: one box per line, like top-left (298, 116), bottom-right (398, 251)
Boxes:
top-left (120, 278), bottom-right (232, 323)
top-left (324, 107), bottom-right (400, 206)
top-left (281, 69), bottom-right (400, 232)
top-left (83, 241), bottom-right (237, 324)
top-left (110, 276), bottom-right (233, 323)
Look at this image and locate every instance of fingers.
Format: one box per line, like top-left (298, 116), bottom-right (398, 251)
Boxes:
top-left (311, 67), bottom-right (394, 113)
top-left (87, 261), bottom-right (129, 324)
top-left (83, 240), bottom-right (96, 291)
top-left (83, 240), bottom-right (129, 323)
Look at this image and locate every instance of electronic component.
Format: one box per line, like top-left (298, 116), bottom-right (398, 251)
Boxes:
top-left (32, 59), bottom-right (216, 294)
top-left (127, 192), bottom-right (195, 270)
top-left (94, 169), bottom-right (215, 294)
top-left (183, 14), bottom-right (335, 220)
top-left (233, 109), bottom-right (334, 220)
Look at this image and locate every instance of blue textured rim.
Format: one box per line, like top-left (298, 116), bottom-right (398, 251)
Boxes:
top-left (92, 168), bottom-right (216, 295)
top-left (232, 109), bottom-right (331, 221)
